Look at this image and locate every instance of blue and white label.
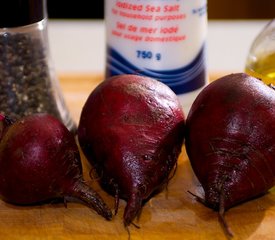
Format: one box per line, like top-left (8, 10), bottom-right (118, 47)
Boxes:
top-left (106, 45), bottom-right (206, 94)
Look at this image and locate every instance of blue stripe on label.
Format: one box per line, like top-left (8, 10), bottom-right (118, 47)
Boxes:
top-left (106, 45), bottom-right (207, 94)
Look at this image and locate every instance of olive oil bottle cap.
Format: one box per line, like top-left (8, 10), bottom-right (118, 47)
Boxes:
top-left (0, 0), bottom-right (46, 28)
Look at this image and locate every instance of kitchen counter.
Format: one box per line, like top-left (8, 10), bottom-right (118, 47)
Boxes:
top-left (0, 73), bottom-right (273, 240)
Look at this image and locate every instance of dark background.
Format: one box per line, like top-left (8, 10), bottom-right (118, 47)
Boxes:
top-left (47, 0), bottom-right (275, 20)
top-left (47, 0), bottom-right (104, 19)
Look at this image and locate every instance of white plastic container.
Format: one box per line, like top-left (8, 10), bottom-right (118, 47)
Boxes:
top-left (105, 0), bottom-right (208, 114)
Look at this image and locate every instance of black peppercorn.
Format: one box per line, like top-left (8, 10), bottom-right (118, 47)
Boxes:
top-left (0, 0), bottom-right (76, 132)
top-left (0, 31), bottom-right (62, 121)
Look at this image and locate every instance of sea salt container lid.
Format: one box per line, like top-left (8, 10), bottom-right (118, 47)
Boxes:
top-left (0, 0), bottom-right (46, 28)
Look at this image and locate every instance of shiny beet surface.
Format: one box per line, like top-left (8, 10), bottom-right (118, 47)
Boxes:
top-left (78, 74), bottom-right (185, 226)
top-left (185, 73), bottom-right (275, 236)
top-left (0, 113), bottom-right (112, 220)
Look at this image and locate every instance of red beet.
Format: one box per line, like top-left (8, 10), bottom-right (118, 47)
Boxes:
top-left (78, 74), bottom-right (185, 226)
top-left (185, 73), bottom-right (275, 236)
top-left (0, 113), bottom-right (112, 220)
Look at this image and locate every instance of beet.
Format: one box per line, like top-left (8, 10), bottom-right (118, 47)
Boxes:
top-left (0, 113), bottom-right (112, 220)
top-left (78, 74), bottom-right (185, 226)
top-left (185, 73), bottom-right (275, 236)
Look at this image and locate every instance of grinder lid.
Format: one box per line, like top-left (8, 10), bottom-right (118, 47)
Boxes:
top-left (0, 0), bottom-right (46, 28)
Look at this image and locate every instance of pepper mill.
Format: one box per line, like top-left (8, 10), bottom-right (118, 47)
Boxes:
top-left (0, 0), bottom-right (76, 132)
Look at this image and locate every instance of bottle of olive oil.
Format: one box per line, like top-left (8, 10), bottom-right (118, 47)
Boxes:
top-left (245, 19), bottom-right (275, 85)
top-left (246, 52), bottom-right (275, 85)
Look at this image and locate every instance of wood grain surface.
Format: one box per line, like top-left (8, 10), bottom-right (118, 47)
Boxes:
top-left (1, 73), bottom-right (274, 240)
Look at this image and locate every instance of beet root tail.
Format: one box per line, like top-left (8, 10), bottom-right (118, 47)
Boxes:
top-left (69, 181), bottom-right (112, 220)
top-left (218, 190), bottom-right (234, 239)
top-left (123, 193), bottom-right (142, 227)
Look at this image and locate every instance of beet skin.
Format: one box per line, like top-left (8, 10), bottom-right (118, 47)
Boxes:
top-left (78, 74), bottom-right (185, 226)
top-left (0, 113), bottom-right (112, 220)
top-left (185, 73), bottom-right (275, 236)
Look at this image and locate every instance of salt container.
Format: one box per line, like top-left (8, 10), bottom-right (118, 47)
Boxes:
top-left (105, 0), bottom-right (208, 114)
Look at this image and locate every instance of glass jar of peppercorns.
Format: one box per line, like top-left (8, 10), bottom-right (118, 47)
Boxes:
top-left (0, 0), bottom-right (76, 132)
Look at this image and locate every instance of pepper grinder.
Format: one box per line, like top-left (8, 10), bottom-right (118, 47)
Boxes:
top-left (0, 0), bottom-right (76, 132)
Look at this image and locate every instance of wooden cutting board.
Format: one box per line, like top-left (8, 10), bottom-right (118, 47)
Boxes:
top-left (0, 73), bottom-right (274, 240)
